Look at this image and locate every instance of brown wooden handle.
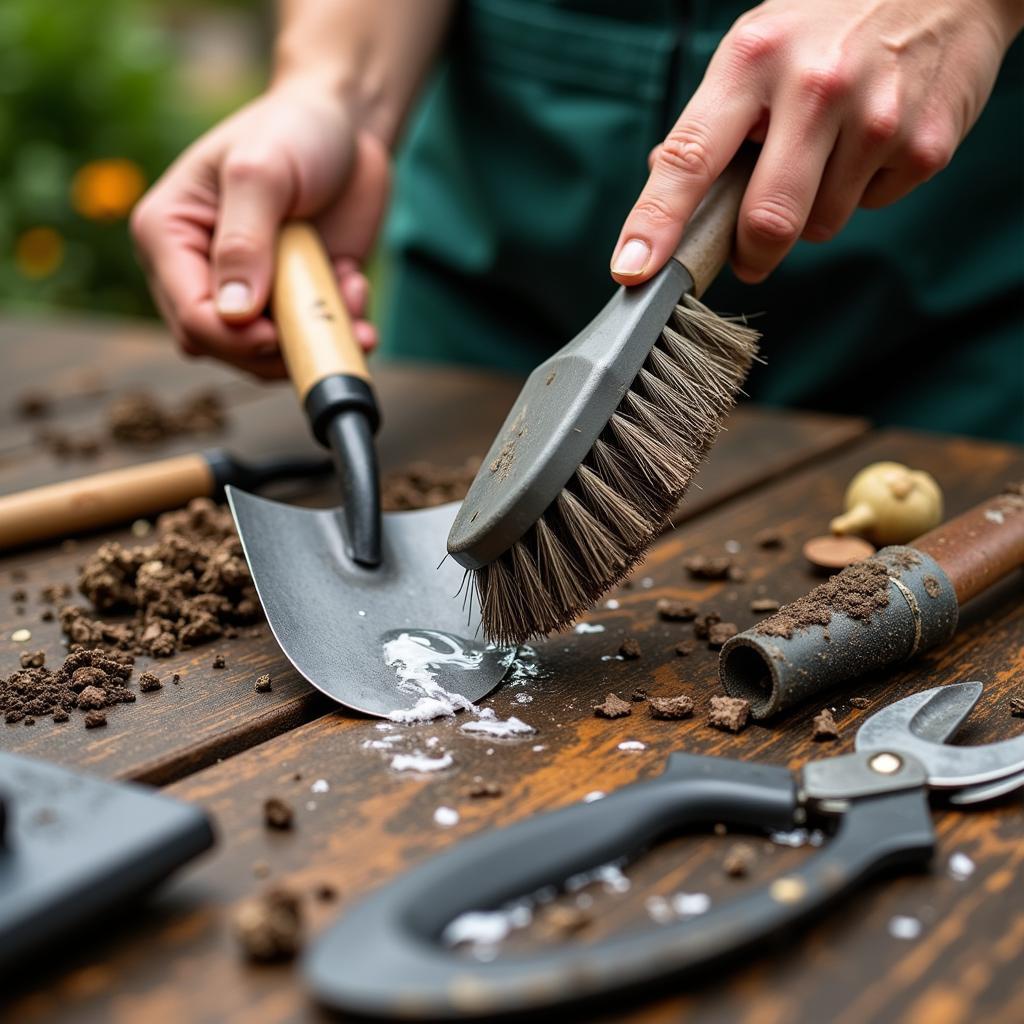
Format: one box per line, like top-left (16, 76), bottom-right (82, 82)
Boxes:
top-left (273, 222), bottom-right (370, 403)
top-left (671, 146), bottom-right (758, 298)
top-left (0, 454), bottom-right (214, 549)
top-left (913, 490), bottom-right (1024, 604)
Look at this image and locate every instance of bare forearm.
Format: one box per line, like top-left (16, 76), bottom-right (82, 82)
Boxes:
top-left (273, 0), bottom-right (454, 146)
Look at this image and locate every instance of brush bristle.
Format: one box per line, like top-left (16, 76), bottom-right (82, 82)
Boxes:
top-left (472, 294), bottom-right (760, 646)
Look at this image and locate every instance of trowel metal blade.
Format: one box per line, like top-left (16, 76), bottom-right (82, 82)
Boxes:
top-left (226, 489), bottom-right (511, 717)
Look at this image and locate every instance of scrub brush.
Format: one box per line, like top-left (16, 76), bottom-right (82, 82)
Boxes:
top-left (447, 148), bottom-right (761, 645)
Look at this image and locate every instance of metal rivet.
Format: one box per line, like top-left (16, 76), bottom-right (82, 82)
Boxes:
top-left (869, 752), bottom-right (903, 775)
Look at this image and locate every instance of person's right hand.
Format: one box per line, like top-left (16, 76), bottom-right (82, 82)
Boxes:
top-left (131, 81), bottom-right (390, 378)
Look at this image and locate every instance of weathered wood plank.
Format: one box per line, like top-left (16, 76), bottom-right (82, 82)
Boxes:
top-left (10, 429), bottom-right (1021, 1023)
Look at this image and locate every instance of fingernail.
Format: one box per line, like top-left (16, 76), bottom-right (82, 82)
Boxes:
top-left (612, 238), bottom-right (651, 277)
top-left (216, 280), bottom-right (253, 316)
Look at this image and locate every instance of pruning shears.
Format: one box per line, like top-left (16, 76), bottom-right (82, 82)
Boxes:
top-left (306, 683), bottom-right (1024, 1019)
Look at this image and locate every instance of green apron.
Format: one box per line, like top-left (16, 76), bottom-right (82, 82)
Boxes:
top-left (379, 0), bottom-right (1024, 442)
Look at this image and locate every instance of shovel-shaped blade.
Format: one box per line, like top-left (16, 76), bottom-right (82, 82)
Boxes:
top-left (226, 489), bottom-right (512, 717)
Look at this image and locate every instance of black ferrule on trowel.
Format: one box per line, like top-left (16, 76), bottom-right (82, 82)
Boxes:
top-left (720, 546), bottom-right (959, 719)
top-left (304, 374), bottom-right (382, 568)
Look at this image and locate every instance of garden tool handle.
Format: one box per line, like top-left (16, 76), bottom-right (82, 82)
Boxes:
top-left (0, 454), bottom-right (214, 549)
top-left (672, 144), bottom-right (758, 298)
top-left (307, 754), bottom-right (928, 1019)
top-left (273, 222), bottom-right (372, 402)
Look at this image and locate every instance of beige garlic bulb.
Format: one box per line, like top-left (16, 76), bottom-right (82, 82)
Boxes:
top-left (829, 461), bottom-right (943, 545)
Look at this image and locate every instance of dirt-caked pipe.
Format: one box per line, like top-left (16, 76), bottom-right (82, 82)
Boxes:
top-left (720, 489), bottom-right (1024, 719)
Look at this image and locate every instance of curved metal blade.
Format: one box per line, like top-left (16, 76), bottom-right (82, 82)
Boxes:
top-left (857, 683), bottom-right (1024, 790)
top-left (226, 489), bottom-right (513, 717)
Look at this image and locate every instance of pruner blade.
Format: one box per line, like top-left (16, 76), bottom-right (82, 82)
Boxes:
top-left (856, 683), bottom-right (1024, 798)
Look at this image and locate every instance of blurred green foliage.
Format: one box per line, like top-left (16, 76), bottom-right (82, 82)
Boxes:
top-left (0, 0), bottom-right (261, 316)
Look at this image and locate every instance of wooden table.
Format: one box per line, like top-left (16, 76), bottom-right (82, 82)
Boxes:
top-left (2, 315), bottom-right (1022, 1023)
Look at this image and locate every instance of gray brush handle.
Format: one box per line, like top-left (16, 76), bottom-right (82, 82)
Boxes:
top-left (672, 145), bottom-right (758, 297)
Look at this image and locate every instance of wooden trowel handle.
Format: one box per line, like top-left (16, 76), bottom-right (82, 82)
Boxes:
top-left (672, 145), bottom-right (758, 298)
top-left (274, 222), bottom-right (371, 403)
top-left (0, 454), bottom-right (214, 549)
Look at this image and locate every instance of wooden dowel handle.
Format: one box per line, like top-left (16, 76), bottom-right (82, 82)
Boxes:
top-left (273, 222), bottom-right (370, 403)
top-left (0, 454), bottom-right (214, 550)
top-left (913, 490), bottom-right (1024, 604)
top-left (671, 145), bottom-right (757, 298)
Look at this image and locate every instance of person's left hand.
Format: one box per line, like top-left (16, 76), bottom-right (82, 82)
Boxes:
top-left (610, 0), bottom-right (1023, 286)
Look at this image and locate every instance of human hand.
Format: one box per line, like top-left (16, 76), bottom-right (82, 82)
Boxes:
top-left (131, 81), bottom-right (389, 378)
top-left (611, 0), bottom-right (1023, 286)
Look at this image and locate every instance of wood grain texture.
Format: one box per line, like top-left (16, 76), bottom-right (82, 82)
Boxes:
top-left (8, 428), bottom-right (1021, 1024)
top-left (0, 317), bottom-right (866, 784)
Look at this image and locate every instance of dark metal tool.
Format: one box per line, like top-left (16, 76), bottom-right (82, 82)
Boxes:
top-left (0, 448), bottom-right (331, 549)
top-left (305, 682), bottom-right (1024, 1019)
top-left (0, 750), bottom-right (213, 972)
top-left (721, 489), bottom-right (1024, 718)
top-left (229, 224), bottom-right (511, 716)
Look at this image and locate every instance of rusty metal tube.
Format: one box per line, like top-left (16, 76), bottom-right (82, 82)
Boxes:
top-left (720, 490), bottom-right (1024, 719)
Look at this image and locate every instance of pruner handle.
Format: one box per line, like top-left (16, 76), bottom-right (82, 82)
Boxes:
top-left (305, 753), bottom-right (934, 1019)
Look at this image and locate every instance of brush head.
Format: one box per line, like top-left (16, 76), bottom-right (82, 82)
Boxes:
top-left (447, 260), bottom-right (760, 646)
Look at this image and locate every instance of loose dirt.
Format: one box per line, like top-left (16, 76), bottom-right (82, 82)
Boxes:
top-left (708, 696), bottom-right (750, 733)
top-left (594, 693), bottom-right (632, 719)
top-left (812, 708), bottom-right (840, 741)
top-left (648, 695), bottom-right (695, 720)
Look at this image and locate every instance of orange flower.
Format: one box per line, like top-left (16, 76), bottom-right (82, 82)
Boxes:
top-left (71, 158), bottom-right (146, 220)
top-left (15, 227), bottom-right (65, 279)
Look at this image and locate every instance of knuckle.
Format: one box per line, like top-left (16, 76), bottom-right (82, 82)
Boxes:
top-left (214, 230), bottom-right (262, 264)
top-left (222, 150), bottom-right (289, 192)
top-left (745, 198), bottom-right (802, 245)
top-left (656, 125), bottom-right (715, 182)
top-left (630, 195), bottom-right (678, 229)
top-left (727, 23), bottom-right (783, 67)
top-left (797, 64), bottom-right (852, 107)
top-left (862, 108), bottom-right (901, 146)
top-left (906, 134), bottom-right (954, 177)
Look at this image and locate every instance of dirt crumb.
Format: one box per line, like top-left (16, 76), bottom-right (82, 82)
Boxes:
top-left (1010, 697), bottom-right (1024, 718)
top-left (212, 655), bottom-right (227, 670)
top-left (630, 686), bottom-right (648, 702)
top-left (707, 622), bottom-right (738, 649)
top-left (684, 555), bottom-right (733, 580)
top-left (138, 671), bottom-right (162, 693)
top-left (923, 575), bottom-right (941, 598)
top-left (313, 883), bottom-right (338, 903)
top-left (233, 887), bottom-right (303, 962)
top-left (649, 695), bottom-right (695, 720)
top-left (464, 779), bottom-right (503, 799)
top-left (708, 696), bottom-right (750, 733)
top-left (849, 697), bottom-right (871, 709)
top-left (754, 528), bottom-right (785, 549)
top-left (254, 673), bottom-right (272, 693)
top-left (723, 842), bottom-right (757, 877)
top-left (84, 710), bottom-right (107, 729)
top-left (15, 390), bottom-right (51, 419)
top-left (107, 388), bottom-right (226, 446)
top-left (19, 650), bottom-right (46, 669)
top-left (755, 560), bottom-right (891, 640)
top-left (656, 599), bottom-right (697, 622)
top-left (594, 693), bottom-right (632, 719)
top-left (76, 685), bottom-right (108, 710)
top-left (812, 708), bottom-right (840, 741)
top-left (618, 637), bottom-right (642, 660)
top-left (693, 612), bottom-right (722, 640)
top-left (749, 598), bottom-right (780, 614)
top-left (263, 797), bottom-right (295, 831)
top-left (674, 640), bottom-right (696, 657)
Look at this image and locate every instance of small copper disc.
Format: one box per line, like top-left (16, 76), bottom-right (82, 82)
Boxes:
top-left (802, 535), bottom-right (876, 572)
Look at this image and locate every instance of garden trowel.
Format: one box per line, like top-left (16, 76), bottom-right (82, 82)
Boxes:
top-left (227, 224), bottom-right (512, 717)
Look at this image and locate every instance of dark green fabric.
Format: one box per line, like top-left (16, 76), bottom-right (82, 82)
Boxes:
top-left (379, 0), bottom-right (1024, 442)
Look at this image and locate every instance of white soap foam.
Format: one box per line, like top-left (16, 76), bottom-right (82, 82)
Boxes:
top-left (672, 892), bottom-right (711, 917)
top-left (310, 779), bottom-right (329, 794)
top-left (566, 862), bottom-right (630, 894)
top-left (617, 740), bottom-right (646, 752)
top-left (582, 791), bottom-right (606, 803)
top-left (390, 751), bottom-right (454, 773)
top-left (433, 806), bottom-right (460, 827)
top-left (461, 716), bottom-right (535, 739)
top-left (443, 902), bottom-right (533, 950)
top-left (949, 851), bottom-right (975, 880)
top-left (573, 622), bottom-right (605, 634)
top-left (605, 599), bottom-right (620, 610)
